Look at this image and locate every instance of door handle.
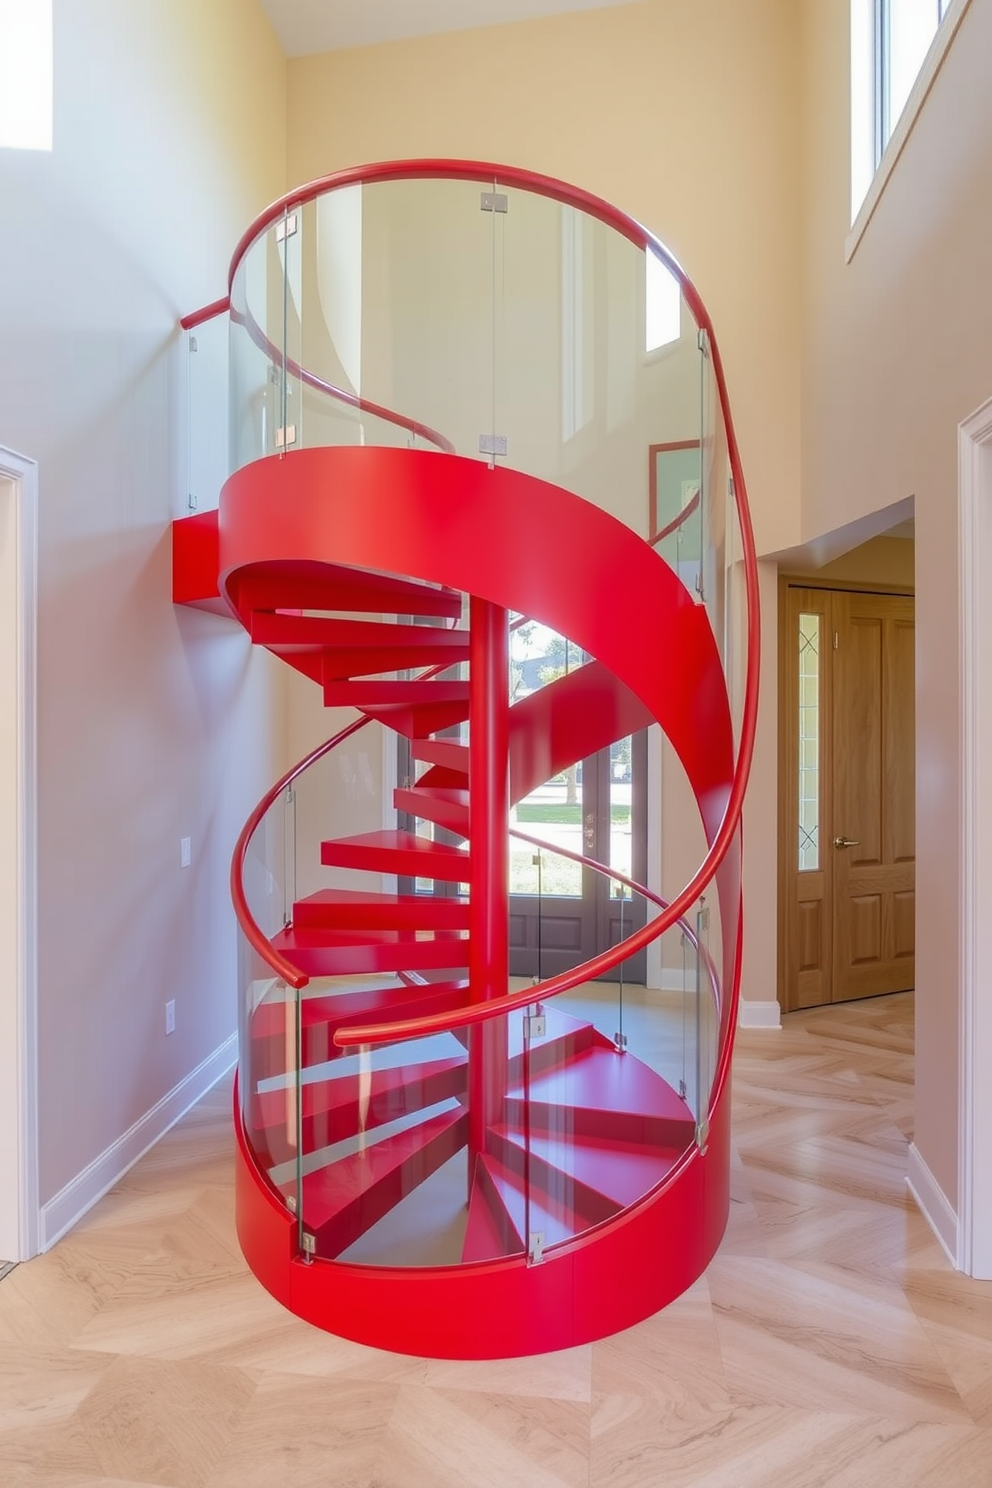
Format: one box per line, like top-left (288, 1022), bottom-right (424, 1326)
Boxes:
top-left (833, 835), bottom-right (861, 849)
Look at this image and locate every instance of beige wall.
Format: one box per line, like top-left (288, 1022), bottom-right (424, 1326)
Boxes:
top-left (807, 535), bottom-right (916, 590)
top-left (286, 0), bottom-right (803, 557)
top-left (800, 0), bottom-right (992, 1204)
top-left (0, 0), bottom-right (287, 1209)
top-left (280, 0), bottom-right (803, 1006)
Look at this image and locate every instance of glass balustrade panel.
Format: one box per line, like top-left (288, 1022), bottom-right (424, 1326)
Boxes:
top-left (237, 927), bottom-right (296, 1204)
top-left (521, 909), bottom-right (698, 1261)
top-left (491, 183), bottom-right (703, 562)
top-left (230, 226), bottom-right (284, 470)
top-left (185, 314), bottom-right (229, 514)
top-left (281, 1021), bottom-right (483, 1268)
top-left (700, 331), bottom-right (729, 648)
top-left (280, 177), bottom-right (495, 462)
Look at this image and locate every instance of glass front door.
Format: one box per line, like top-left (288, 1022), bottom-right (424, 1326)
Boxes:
top-left (508, 731), bottom-right (647, 982)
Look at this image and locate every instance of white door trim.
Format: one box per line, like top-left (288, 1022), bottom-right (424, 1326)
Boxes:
top-left (0, 446), bottom-right (39, 1261)
top-left (958, 398), bottom-right (992, 1278)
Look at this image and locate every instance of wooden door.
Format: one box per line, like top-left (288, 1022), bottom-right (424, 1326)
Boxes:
top-left (780, 584), bottom-right (915, 1012)
top-left (831, 591), bottom-right (915, 1001)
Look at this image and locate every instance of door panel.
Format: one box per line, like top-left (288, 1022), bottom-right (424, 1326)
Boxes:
top-left (831, 591), bottom-right (915, 1003)
top-left (508, 733), bottom-right (647, 982)
top-left (782, 589), bottom-right (832, 1009)
top-left (781, 584), bottom-right (914, 1012)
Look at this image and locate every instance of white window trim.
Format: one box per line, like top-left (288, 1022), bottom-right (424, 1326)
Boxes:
top-left (847, 0), bottom-right (972, 263)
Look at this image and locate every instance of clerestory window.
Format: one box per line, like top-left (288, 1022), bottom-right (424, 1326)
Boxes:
top-left (0, 0), bottom-right (53, 151)
top-left (851, 0), bottom-right (955, 226)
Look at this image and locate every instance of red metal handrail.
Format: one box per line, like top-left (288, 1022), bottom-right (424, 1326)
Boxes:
top-left (507, 825), bottom-right (721, 1010)
top-left (649, 487), bottom-right (701, 548)
top-left (231, 631), bottom-right (464, 990)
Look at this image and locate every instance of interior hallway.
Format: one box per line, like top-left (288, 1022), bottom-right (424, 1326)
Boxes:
top-left (2, 992), bottom-right (991, 1487)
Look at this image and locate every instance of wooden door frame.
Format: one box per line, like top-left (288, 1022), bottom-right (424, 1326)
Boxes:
top-left (0, 447), bottom-right (39, 1261)
top-left (777, 573), bottom-right (914, 1016)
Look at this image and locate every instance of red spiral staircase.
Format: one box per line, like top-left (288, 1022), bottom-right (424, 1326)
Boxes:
top-left (172, 161), bottom-right (759, 1359)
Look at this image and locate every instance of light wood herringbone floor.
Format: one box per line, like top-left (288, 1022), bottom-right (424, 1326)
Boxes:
top-left (3, 990), bottom-right (992, 1487)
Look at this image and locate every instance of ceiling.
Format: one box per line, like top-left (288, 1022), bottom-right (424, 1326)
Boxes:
top-left (258, 0), bottom-right (641, 56)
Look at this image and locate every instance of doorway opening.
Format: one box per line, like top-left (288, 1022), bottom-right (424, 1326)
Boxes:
top-left (778, 562), bottom-right (915, 1014)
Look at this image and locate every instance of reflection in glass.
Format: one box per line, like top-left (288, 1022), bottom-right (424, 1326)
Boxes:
top-left (798, 613), bottom-right (820, 871)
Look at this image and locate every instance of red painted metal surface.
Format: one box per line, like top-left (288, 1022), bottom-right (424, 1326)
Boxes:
top-left (179, 160), bottom-right (762, 1359)
top-left (232, 1073), bottom-right (732, 1358)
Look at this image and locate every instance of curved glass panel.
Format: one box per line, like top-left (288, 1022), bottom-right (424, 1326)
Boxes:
top-left (215, 164), bottom-right (756, 1275)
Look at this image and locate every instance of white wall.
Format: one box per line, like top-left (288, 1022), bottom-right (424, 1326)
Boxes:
top-left (800, 0), bottom-right (992, 1207)
top-left (0, 0), bottom-right (287, 1225)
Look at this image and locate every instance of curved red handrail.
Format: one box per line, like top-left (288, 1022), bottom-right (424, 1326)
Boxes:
top-left (229, 303), bottom-right (457, 455)
top-left (211, 160), bottom-right (760, 1121)
top-left (507, 825), bottom-right (720, 1010)
top-left (231, 715), bottom-right (371, 991)
top-left (649, 487), bottom-right (701, 548)
top-left (231, 624), bottom-right (467, 990)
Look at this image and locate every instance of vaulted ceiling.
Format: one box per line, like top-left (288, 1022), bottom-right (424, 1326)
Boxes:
top-left (257, 0), bottom-right (641, 56)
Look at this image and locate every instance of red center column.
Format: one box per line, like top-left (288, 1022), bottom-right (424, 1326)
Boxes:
top-left (467, 595), bottom-right (510, 1181)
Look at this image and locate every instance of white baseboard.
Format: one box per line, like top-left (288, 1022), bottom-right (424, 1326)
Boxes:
top-left (907, 1141), bottom-right (958, 1267)
top-left (39, 1033), bottom-right (237, 1251)
top-left (738, 999), bottom-right (782, 1029)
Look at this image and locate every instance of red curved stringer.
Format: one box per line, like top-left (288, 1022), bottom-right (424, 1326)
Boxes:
top-left (173, 159), bottom-right (760, 1360)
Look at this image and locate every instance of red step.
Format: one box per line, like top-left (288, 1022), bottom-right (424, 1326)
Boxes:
top-left (462, 1155), bottom-right (526, 1263)
top-left (250, 613), bottom-right (470, 680)
top-left (233, 561), bottom-right (463, 620)
top-left (291, 888), bottom-right (470, 932)
top-left (393, 785), bottom-right (470, 837)
top-left (270, 925), bottom-right (469, 978)
top-left (412, 764), bottom-right (470, 790)
top-left (410, 739), bottom-right (470, 776)
top-left (469, 1153), bottom-right (578, 1255)
top-left (254, 1054), bottom-right (468, 1166)
top-left (297, 1107), bottom-right (468, 1257)
top-left (324, 679), bottom-right (470, 738)
top-left (485, 1124), bottom-right (621, 1230)
top-left (505, 1045), bottom-right (695, 1148)
top-left (488, 1123), bottom-right (683, 1218)
top-left (505, 1006), bottom-right (613, 1083)
top-left (249, 979), bottom-right (470, 1078)
top-left (321, 830), bottom-right (469, 882)
top-left (323, 679), bottom-right (469, 709)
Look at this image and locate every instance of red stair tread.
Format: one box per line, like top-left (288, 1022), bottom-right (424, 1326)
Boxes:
top-left (393, 785), bottom-right (470, 836)
top-left (254, 1054), bottom-right (468, 1163)
top-left (249, 980), bottom-right (470, 1076)
top-left (251, 612), bottom-right (469, 651)
top-left (292, 888), bottom-right (469, 931)
top-left (410, 739), bottom-right (469, 775)
top-left (270, 924), bottom-right (469, 977)
top-left (479, 1154), bottom-right (578, 1251)
top-left (323, 679), bottom-right (469, 707)
top-left (233, 560), bottom-right (463, 620)
top-left (505, 1005), bottom-right (612, 1077)
top-left (505, 1045), bottom-right (695, 1147)
top-left (298, 1107), bottom-right (468, 1256)
top-left (492, 1124), bottom-right (684, 1211)
top-left (321, 830), bottom-right (469, 881)
top-left (463, 1172), bottom-right (518, 1264)
top-left (508, 1044), bottom-right (689, 1122)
